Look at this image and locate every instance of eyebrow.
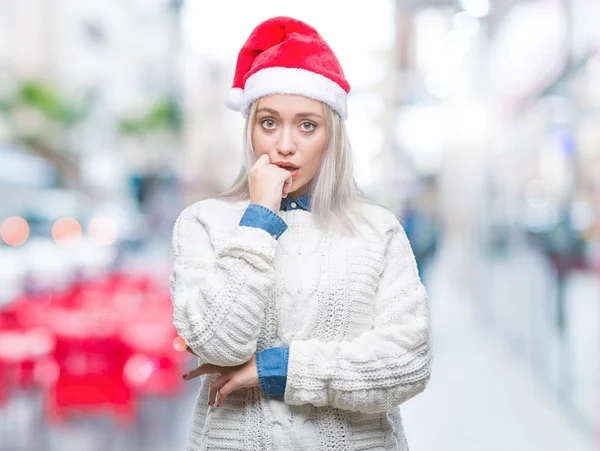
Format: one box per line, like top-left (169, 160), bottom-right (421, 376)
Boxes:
top-left (256, 108), bottom-right (322, 119)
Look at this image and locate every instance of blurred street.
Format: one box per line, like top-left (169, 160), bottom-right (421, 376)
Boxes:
top-left (1, 0), bottom-right (599, 449)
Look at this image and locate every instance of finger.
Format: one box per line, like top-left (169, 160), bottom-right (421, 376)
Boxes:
top-left (216, 378), bottom-right (239, 407)
top-left (281, 174), bottom-right (293, 197)
top-left (254, 153), bottom-right (271, 167)
top-left (209, 374), bottom-right (231, 406)
top-left (284, 177), bottom-right (293, 193)
top-left (183, 363), bottom-right (223, 381)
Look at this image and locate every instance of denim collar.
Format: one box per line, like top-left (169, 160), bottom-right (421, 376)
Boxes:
top-left (280, 192), bottom-right (311, 212)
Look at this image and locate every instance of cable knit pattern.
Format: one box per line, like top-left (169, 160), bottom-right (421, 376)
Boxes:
top-left (170, 200), bottom-right (278, 366)
top-left (170, 198), bottom-right (432, 450)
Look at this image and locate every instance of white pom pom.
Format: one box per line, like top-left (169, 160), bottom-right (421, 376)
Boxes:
top-left (225, 88), bottom-right (244, 111)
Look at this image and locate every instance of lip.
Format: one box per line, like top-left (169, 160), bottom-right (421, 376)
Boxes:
top-left (273, 161), bottom-right (300, 169)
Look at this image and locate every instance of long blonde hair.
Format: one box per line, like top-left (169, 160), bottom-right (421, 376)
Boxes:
top-left (216, 98), bottom-right (377, 235)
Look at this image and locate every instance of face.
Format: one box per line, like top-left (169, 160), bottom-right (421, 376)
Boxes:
top-left (251, 94), bottom-right (327, 198)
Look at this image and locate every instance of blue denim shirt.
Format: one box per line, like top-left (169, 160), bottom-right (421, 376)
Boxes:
top-left (239, 192), bottom-right (311, 396)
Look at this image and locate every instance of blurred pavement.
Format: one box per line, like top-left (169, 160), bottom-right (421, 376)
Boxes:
top-left (401, 242), bottom-right (594, 451)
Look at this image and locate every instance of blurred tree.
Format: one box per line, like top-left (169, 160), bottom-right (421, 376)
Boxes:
top-left (118, 96), bottom-right (181, 135)
top-left (0, 81), bottom-right (88, 186)
top-left (16, 81), bottom-right (84, 125)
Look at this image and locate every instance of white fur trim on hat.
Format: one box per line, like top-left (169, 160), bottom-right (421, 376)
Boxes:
top-left (226, 87), bottom-right (244, 111)
top-left (238, 67), bottom-right (348, 120)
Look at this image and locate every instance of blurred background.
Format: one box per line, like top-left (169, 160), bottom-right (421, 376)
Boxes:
top-left (0, 0), bottom-right (598, 450)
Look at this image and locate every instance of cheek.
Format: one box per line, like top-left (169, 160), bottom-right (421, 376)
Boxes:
top-left (302, 137), bottom-right (327, 176)
top-left (251, 128), bottom-right (272, 155)
top-left (311, 132), bottom-right (327, 163)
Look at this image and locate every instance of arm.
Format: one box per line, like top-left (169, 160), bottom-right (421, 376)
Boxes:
top-left (283, 220), bottom-right (432, 414)
top-left (170, 202), bottom-right (285, 367)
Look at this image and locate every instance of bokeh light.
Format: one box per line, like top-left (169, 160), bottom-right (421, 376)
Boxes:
top-left (0, 216), bottom-right (30, 246)
top-left (173, 335), bottom-right (187, 352)
top-left (52, 218), bottom-right (82, 243)
top-left (87, 216), bottom-right (118, 246)
top-left (124, 354), bottom-right (160, 388)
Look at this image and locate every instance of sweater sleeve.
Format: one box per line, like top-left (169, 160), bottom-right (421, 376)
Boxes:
top-left (170, 203), bottom-right (278, 367)
top-left (283, 220), bottom-right (432, 414)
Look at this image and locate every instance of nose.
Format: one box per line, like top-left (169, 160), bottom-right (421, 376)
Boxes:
top-left (276, 128), bottom-right (296, 155)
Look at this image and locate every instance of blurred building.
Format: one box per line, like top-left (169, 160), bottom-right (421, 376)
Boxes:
top-left (0, 0), bottom-right (183, 199)
top-left (392, 0), bottom-right (599, 439)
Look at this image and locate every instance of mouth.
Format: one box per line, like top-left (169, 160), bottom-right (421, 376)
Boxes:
top-left (274, 162), bottom-right (300, 177)
top-left (274, 162), bottom-right (299, 169)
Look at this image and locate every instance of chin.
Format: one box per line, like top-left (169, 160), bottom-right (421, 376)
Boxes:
top-left (289, 180), bottom-right (298, 192)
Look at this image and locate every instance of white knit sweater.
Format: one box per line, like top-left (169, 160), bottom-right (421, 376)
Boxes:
top-left (170, 198), bottom-right (432, 451)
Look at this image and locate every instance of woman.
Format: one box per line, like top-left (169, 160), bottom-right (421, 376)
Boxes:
top-left (170, 16), bottom-right (432, 451)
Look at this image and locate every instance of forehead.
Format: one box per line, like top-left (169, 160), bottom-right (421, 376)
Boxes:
top-left (256, 94), bottom-right (323, 116)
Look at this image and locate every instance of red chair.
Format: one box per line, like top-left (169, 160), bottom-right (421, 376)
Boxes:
top-left (44, 307), bottom-right (136, 425)
top-left (0, 304), bottom-right (56, 389)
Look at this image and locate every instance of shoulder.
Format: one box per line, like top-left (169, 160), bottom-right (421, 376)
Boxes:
top-left (355, 201), bottom-right (404, 236)
top-left (176, 197), bottom-right (249, 224)
top-left (172, 198), bottom-right (250, 254)
top-left (172, 198), bottom-right (249, 250)
top-left (354, 203), bottom-right (417, 269)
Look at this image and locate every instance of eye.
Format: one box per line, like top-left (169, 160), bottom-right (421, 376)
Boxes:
top-left (260, 118), bottom-right (277, 129)
top-left (300, 121), bottom-right (316, 132)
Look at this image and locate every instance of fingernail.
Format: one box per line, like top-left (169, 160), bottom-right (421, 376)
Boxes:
top-left (182, 374), bottom-right (187, 380)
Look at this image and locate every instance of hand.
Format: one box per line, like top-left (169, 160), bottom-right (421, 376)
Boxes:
top-left (249, 154), bottom-right (293, 213)
top-left (182, 355), bottom-right (260, 407)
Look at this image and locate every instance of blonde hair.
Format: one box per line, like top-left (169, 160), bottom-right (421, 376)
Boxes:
top-left (216, 98), bottom-right (377, 235)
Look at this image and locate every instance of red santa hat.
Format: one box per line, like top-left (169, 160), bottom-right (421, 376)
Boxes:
top-left (226, 16), bottom-right (351, 120)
